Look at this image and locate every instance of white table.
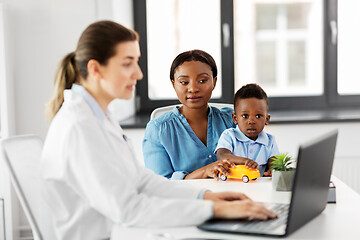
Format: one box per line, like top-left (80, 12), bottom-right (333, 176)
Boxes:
top-left (111, 176), bottom-right (360, 240)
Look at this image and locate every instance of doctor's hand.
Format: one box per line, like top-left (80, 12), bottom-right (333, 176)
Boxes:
top-left (203, 191), bottom-right (250, 202)
top-left (213, 200), bottom-right (278, 220)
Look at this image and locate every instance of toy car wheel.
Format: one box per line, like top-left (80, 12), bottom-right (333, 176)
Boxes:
top-left (219, 174), bottom-right (227, 181)
top-left (242, 175), bottom-right (249, 183)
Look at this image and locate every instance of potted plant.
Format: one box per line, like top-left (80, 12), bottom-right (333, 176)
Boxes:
top-left (270, 153), bottom-right (296, 191)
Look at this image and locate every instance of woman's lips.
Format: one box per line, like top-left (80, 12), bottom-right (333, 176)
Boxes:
top-left (186, 96), bottom-right (202, 102)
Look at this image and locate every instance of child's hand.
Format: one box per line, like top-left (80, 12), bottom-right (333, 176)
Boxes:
top-left (206, 159), bottom-right (235, 180)
top-left (245, 159), bottom-right (259, 170)
top-left (263, 169), bottom-right (272, 177)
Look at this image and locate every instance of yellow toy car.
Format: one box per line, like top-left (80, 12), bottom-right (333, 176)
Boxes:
top-left (219, 165), bottom-right (260, 183)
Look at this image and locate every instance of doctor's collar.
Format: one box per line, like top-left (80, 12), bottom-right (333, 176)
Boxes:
top-left (70, 84), bottom-right (109, 121)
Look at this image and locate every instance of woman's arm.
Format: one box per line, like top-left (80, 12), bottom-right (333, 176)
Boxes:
top-left (143, 121), bottom-right (179, 179)
top-left (184, 159), bottom-right (235, 180)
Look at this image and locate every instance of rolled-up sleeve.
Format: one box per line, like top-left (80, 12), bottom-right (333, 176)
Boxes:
top-left (143, 121), bottom-right (175, 178)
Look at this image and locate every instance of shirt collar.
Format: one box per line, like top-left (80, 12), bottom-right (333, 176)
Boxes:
top-left (234, 125), bottom-right (269, 145)
top-left (70, 84), bottom-right (107, 121)
top-left (172, 105), bottom-right (215, 116)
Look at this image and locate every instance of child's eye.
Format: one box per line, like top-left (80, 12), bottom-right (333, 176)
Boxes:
top-left (256, 114), bottom-right (262, 119)
top-left (199, 79), bottom-right (208, 83)
top-left (242, 114), bottom-right (249, 118)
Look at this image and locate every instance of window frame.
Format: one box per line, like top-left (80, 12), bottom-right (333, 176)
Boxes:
top-left (134, 0), bottom-right (358, 114)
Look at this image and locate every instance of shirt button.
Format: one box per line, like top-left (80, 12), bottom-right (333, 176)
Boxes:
top-left (209, 155), bottom-right (212, 158)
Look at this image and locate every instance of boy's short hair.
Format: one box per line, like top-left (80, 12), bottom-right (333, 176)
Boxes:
top-left (234, 83), bottom-right (269, 110)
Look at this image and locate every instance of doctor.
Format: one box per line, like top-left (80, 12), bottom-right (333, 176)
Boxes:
top-left (41, 20), bottom-right (276, 240)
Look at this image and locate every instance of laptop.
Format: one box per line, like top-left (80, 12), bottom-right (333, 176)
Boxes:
top-left (198, 130), bottom-right (338, 237)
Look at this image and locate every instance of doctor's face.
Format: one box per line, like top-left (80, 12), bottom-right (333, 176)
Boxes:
top-left (98, 41), bottom-right (143, 100)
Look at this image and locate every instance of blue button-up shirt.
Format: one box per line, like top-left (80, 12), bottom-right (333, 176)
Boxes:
top-left (143, 106), bottom-right (235, 180)
top-left (215, 125), bottom-right (280, 176)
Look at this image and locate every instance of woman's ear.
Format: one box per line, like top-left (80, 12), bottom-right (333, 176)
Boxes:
top-left (87, 59), bottom-right (102, 81)
top-left (213, 76), bottom-right (217, 89)
top-left (171, 79), bottom-right (175, 88)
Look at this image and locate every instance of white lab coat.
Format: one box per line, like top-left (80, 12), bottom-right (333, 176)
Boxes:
top-left (41, 90), bottom-right (213, 240)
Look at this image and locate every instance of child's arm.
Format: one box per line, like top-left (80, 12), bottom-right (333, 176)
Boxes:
top-left (216, 148), bottom-right (259, 170)
top-left (263, 156), bottom-right (276, 177)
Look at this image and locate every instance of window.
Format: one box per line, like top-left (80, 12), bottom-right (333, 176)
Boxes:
top-left (146, 0), bottom-right (222, 100)
top-left (134, 0), bottom-right (234, 112)
top-left (134, 0), bottom-right (356, 113)
top-left (234, 0), bottom-right (323, 97)
top-left (337, 0), bottom-right (360, 95)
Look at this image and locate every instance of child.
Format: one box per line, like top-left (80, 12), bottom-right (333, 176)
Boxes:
top-left (215, 83), bottom-right (280, 176)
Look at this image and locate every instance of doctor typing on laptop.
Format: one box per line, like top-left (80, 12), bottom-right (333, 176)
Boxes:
top-left (41, 20), bottom-right (276, 240)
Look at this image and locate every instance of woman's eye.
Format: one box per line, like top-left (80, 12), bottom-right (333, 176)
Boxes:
top-left (123, 62), bottom-right (132, 67)
top-left (242, 114), bottom-right (249, 118)
top-left (199, 79), bottom-right (208, 83)
top-left (180, 81), bottom-right (188, 85)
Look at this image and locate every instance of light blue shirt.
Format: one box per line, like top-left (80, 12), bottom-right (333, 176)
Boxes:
top-left (143, 106), bottom-right (235, 180)
top-left (70, 84), bottom-right (107, 121)
top-left (215, 126), bottom-right (280, 176)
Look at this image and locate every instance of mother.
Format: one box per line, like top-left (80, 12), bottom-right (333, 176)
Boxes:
top-left (143, 50), bottom-right (236, 180)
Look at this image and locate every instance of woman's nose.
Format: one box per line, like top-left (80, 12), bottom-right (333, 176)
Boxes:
top-left (188, 81), bottom-right (199, 92)
top-left (135, 64), bottom-right (143, 80)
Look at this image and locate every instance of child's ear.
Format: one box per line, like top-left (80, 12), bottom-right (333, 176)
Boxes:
top-left (265, 114), bottom-right (270, 125)
top-left (171, 80), bottom-right (175, 88)
top-left (232, 112), bottom-right (238, 124)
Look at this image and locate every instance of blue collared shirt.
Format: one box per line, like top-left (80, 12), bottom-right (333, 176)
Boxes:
top-left (143, 106), bottom-right (235, 180)
top-left (215, 126), bottom-right (280, 176)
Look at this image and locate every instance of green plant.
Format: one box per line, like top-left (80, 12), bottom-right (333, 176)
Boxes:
top-left (270, 153), bottom-right (295, 172)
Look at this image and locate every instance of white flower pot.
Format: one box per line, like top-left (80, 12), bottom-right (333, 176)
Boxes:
top-left (272, 170), bottom-right (295, 191)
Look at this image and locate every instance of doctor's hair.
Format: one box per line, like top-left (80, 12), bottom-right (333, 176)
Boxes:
top-left (234, 83), bottom-right (269, 110)
top-left (46, 20), bottom-right (139, 120)
top-left (169, 49), bottom-right (217, 81)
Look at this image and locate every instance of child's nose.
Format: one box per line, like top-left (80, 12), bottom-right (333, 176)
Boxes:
top-left (248, 117), bottom-right (256, 124)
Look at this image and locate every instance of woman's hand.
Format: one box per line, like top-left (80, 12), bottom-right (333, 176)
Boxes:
top-left (204, 159), bottom-right (235, 180)
top-left (213, 200), bottom-right (278, 220)
top-left (203, 191), bottom-right (250, 202)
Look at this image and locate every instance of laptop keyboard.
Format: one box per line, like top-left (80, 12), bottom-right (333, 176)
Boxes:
top-left (231, 202), bottom-right (289, 232)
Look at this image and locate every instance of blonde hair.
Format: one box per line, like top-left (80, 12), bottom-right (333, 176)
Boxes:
top-left (46, 20), bottom-right (139, 120)
top-left (46, 52), bottom-right (78, 120)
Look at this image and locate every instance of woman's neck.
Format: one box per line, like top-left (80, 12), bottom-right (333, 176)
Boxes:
top-left (81, 83), bottom-right (112, 115)
top-left (179, 105), bottom-right (209, 123)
